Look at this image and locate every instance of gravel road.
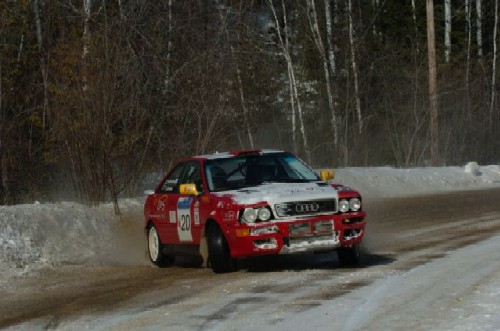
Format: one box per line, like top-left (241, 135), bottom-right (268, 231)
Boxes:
top-left (2, 188), bottom-right (500, 330)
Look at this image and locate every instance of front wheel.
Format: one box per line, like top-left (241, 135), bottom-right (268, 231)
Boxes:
top-left (147, 224), bottom-right (174, 267)
top-left (206, 223), bottom-right (236, 273)
top-left (337, 243), bottom-right (361, 267)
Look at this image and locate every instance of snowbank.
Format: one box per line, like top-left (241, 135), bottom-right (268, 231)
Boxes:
top-left (334, 164), bottom-right (500, 198)
top-left (0, 199), bottom-right (145, 283)
top-left (1, 163), bottom-right (500, 283)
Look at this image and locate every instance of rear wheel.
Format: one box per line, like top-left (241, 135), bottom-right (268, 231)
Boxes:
top-left (207, 223), bottom-right (236, 273)
top-left (147, 224), bottom-right (174, 267)
top-left (337, 243), bottom-right (361, 267)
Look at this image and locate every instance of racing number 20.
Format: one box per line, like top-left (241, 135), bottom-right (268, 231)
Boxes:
top-left (180, 214), bottom-right (191, 231)
top-left (177, 197), bottom-right (193, 242)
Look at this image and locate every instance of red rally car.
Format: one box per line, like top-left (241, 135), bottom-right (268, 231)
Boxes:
top-left (144, 149), bottom-right (366, 273)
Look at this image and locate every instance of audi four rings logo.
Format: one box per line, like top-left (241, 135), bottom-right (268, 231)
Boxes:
top-left (294, 202), bottom-right (320, 213)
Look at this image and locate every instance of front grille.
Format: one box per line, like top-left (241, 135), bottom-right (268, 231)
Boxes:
top-left (275, 199), bottom-right (337, 217)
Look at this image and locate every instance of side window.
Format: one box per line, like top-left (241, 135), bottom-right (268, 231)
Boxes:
top-left (158, 163), bottom-right (186, 193)
top-left (179, 162), bottom-right (203, 193)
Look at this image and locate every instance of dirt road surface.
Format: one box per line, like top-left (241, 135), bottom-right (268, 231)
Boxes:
top-left (2, 188), bottom-right (500, 330)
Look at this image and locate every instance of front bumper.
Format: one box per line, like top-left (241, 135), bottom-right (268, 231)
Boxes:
top-left (224, 211), bottom-right (366, 258)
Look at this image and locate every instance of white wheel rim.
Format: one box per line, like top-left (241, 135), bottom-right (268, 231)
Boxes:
top-left (148, 227), bottom-right (160, 262)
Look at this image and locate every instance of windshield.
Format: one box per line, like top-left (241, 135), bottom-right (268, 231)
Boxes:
top-left (204, 152), bottom-right (319, 192)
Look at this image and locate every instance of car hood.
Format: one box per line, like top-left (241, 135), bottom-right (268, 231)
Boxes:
top-left (214, 182), bottom-right (339, 205)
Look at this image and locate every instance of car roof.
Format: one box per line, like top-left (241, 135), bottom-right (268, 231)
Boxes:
top-left (193, 148), bottom-right (285, 160)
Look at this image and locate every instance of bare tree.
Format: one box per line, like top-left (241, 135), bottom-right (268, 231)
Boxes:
top-left (347, 0), bottom-right (362, 133)
top-left (306, 0), bottom-right (338, 146)
top-left (217, 6), bottom-right (254, 148)
top-left (465, 0), bottom-right (472, 115)
top-left (426, 0), bottom-right (440, 165)
top-left (411, 0), bottom-right (420, 54)
top-left (267, 0), bottom-right (311, 162)
top-left (325, 0), bottom-right (336, 77)
top-left (491, 0), bottom-right (499, 131)
top-left (477, 0), bottom-right (483, 58)
top-left (164, 0), bottom-right (173, 92)
top-left (82, 0), bottom-right (92, 92)
top-left (0, 63), bottom-right (7, 204)
top-left (31, 0), bottom-right (49, 131)
top-left (444, 0), bottom-right (451, 63)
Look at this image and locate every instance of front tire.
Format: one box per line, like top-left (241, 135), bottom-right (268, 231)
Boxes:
top-left (337, 243), bottom-right (361, 267)
top-left (207, 223), bottom-right (236, 273)
top-left (147, 224), bottom-right (174, 267)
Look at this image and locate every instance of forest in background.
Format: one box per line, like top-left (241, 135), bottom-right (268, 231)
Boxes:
top-left (1, 0), bottom-right (500, 206)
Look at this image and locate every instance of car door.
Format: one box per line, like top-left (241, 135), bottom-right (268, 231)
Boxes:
top-left (154, 162), bottom-right (187, 244)
top-left (165, 161), bottom-right (204, 245)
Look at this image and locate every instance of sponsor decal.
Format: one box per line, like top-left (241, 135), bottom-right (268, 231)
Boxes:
top-left (223, 210), bottom-right (236, 220)
top-left (194, 201), bottom-right (200, 225)
top-left (169, 210), bottom-right (176, 223)
top-left (156, 198), bottom-right (166, 212)
top-left (177, 197), bottom-right (193, 241)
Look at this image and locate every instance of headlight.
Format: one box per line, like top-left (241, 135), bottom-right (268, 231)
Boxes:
top-left (257, 207), bottom-right (272, 221)
top-left (349, 198), bottom-right (361, 211)
top-left (339, 199), bottom-right (350, 213)
top-left (241, 206), bottom-right (273, 223)
top-left (243, 208), bottom-right (257, 223)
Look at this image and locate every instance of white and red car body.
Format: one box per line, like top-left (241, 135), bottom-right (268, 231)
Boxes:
top-left (144, 149), bottom-right (366, 266)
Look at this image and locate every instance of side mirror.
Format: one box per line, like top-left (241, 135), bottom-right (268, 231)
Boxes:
top-left (319, 169), bottom-right (335, 181)
top-left (179, 183), bottom-right (199, 195)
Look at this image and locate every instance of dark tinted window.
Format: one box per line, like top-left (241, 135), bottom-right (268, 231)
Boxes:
top-left (158, 163), bottom-right (186, 193)
top-left (205, 152), bottom-right (319, 192)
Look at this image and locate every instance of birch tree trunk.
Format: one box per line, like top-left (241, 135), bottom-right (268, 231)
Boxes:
top-left (82, 0), bottom-right (92, 92)
top-left (411, 0), bottom-right (419, 54)
top-left (372, 0), bottom-right (378, 37)
top-left (267, 0), bottom-right (310, 162)
top-left (490, 0), bottom-right (498, 132)
top-left (32, 0), bottom-right (49, 132)
top-left (444, 0), bottom-right (451, 63)
top-left (0, 63), bottom-right (7, 205)
top-left (324, 0), bottom-right (336, 77)
top-left (164, 0), bottom-right (173, 92)
top-left (426, 0), bottom-right (440, 166)
top-left (465, 0), bottom-right (472, 116)
top-left (477, 0), bottom-right (483, 57)
top-left (347, 0), bottom-right (362, 133)
top-left (307, 0), bottom-right (338, 146)
top-left (324, 0), bottom-right (340, 150)
top-left (218, 6), bottom-right (254, 148)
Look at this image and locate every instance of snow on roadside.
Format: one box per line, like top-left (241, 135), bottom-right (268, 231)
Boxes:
top-left (334, 164), bottom-right (500, 198)
top-left (0, 199), bottom-right (145, 285)
top-left (1, 163), bottom-right (500, 284)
